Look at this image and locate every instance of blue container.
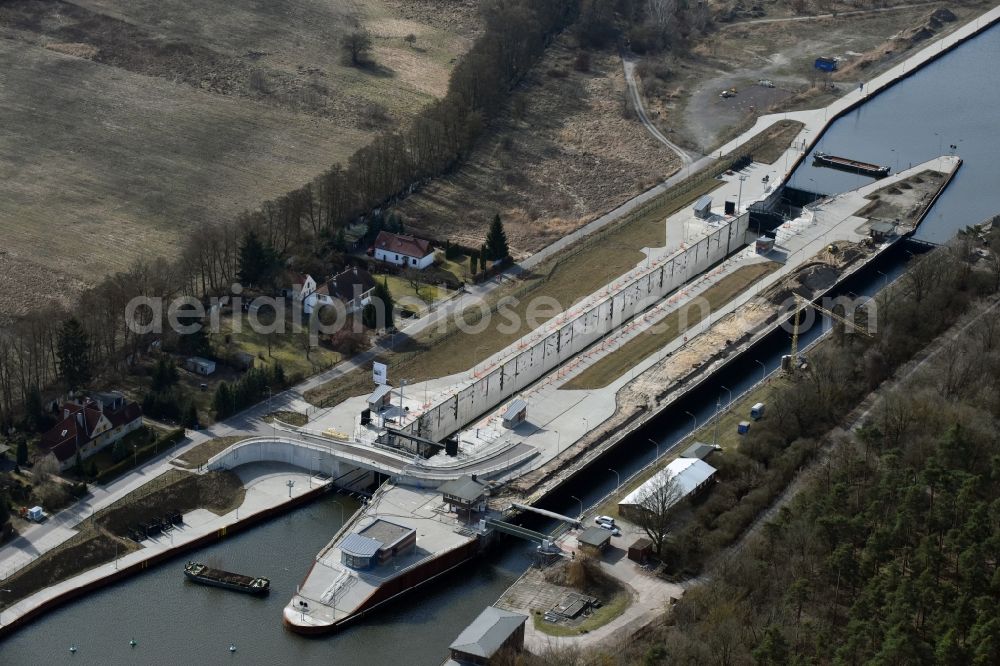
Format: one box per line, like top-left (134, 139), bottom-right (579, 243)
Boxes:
top-left (815, 57), bottom-right (837, 72)
top-left (737, 421), bottom-right (751, 435)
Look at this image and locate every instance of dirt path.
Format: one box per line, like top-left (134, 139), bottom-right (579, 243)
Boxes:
top-left (622, 54), bottom-right (697, 165)
top-left (718, 2), bottom-right (941, 29)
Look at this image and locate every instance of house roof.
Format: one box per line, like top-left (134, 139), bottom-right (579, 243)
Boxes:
top-left (330, 267), bottom-right (376, 302)
top-left (374, 231), bottom-right (433, 259)
top-left (188, 356), bottom-right (215, 368)
top-left (619, 458), bottom-right (717, 508)
top-left (340, 533), bottom-right (383, 559)
top-left (438, 475), bottom-right (488, 503)
top-left (578, 526), bottom-right (612, 548)
top-left (449, 606), bottom-right (527, 659)
top-left (502, 399), bottom-right (527, 422)
top-left (681, 442), bottom-right (716, 460)
top-left (629, 537), bottom-right (653, 551)
top-left (39, 398), bottom-right (142, 462)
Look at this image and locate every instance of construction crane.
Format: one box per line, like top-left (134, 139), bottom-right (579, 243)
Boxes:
top-left (788, 294), bottom-right (874, 369)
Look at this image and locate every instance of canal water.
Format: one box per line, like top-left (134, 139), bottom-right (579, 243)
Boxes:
top-left (3, 23), bottom-right (1000, 666)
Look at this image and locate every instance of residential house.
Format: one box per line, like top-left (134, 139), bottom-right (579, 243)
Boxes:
top-left (38, 393), bottom-right (143, 471)
top-left (291, 273), bottom-right (335, 315)
top-left (373, 231), bottom-right (435, 269)
top-left (329, 266), bottom-right (376, 313)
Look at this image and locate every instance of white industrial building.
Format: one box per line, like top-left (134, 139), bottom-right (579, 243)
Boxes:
top-left (618, 457), bottom-right (717, 521)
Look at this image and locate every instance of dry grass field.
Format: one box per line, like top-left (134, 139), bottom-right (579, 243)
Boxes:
top-left (0, 0), bottom-right (476, 321)
top-left (394, 38), bottom-right (681, 256)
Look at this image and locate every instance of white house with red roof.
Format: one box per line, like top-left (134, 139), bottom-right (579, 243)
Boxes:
top-left (373, 231), bottom-right (435, 269)
top-left (38, 393), bottom-right (143, 471)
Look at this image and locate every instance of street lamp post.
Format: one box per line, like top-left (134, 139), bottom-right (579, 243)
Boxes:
top-left (877, 269), bottom-right (888, 288)
top-left (286, 479), bottom-right (295, 498)
top-left (685, 411), bottom-right (697, 432)
top-left (570, 495), bottom-right (583, 520)
top-left (608, 468), bottom-right (620, 492)
top-left (755, 359), bottom-right (767, 382)
top-left (736, 174), bottom-right (748, 214)
top-left (720, 385), bottom-right (733, 409)
top-left (555, 430), bottom-right (561, 457)
top-left (648, 438), bottom-right (660, 460)
top-left (713, 397), bottom-right (722, 446)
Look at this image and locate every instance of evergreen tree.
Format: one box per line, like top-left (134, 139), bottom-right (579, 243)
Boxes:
top-left (214, 382), bottom-right (234, 420)
top-left (57, 318), bottom-right (91, 391)
top-left (484, 214), bottom-right (510, 262)
top-left (237, 230), bottom-right (278, 288)
top-left (335, 227), bottom-right (347, 251)
top-left (363, 279), bottom-right (395, 330)
top-left (24, 386), bottom-right (45, 432)
top-left (151, 357), bottom-right (179, 392)
top-left (753, 627), bottom-right (790, 665)
top-left (182, 401), bottom-right (199, 429)
top-left (470, 252), bottom-right (479, 275)
top-left (16, 437), bottom-right (28, 466)
top-left (272, 363), bottom-right (287, 388)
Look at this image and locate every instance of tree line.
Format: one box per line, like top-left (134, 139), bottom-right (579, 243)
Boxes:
top-left (0, 0), bottom-right (577, 431)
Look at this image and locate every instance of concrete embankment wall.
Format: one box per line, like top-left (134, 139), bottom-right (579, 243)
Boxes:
top-left (404, 212), bottom-right (751, 444)
top-left (207, 440), bottom-right (375, 492)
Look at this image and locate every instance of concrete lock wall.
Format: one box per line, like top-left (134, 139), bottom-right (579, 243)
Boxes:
top-left (208, 440), bottom-right (375, 493)
top-left (407, 213), bottom-right (750, 443)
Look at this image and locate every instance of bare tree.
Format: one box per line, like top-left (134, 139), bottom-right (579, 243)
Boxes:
top-left (632, 472), bottom-right (683, 556)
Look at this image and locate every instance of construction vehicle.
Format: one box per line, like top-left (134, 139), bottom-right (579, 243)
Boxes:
top-left (786, 294), bottom-right (874, 371)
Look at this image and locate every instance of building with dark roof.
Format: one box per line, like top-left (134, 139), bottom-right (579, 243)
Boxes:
top-left (447, 605), bottom-right (527, 665)
top-left (38, 394), bottom-right (143, 471)
top-left (577, 526), bottom-right (612, 554)
top-left (329, 266), bottom-right (376, 312)
top-left (438, 475), bottom-right (489, 516)
top-left (373, 231), bottom-right (435, 269)
top-left (681, 442), bottom-right (717, 460)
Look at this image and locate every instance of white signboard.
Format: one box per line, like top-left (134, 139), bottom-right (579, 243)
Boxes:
top-left (373, 361), bottom-right (388, 385)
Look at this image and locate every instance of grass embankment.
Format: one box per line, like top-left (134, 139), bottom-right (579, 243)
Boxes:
top-left (564, 262), bottom-right (780, 390)
top-left (174, 436), bottom-right (249, 469)
top-left (305, 174), bottom-right (725, 407)
top-left (750, 120), bottom-right (804, 164)
top-left (0, 470), bottom-right (244, 612)
top-left (263, 411), bottom-right (308, 427)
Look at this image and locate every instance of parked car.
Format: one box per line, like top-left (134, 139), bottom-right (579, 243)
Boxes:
top-left (758, 79), bottom-right (775, 88)
top-left (598, 523), bottom-right (621, 537)
top-left (719, 88), bottom-right (737, 98)
top-left (594, 515), bottom-right (615, 527)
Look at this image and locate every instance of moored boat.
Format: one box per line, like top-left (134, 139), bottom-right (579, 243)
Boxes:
top-left (183, 561), bottom-right (270, 596)
top-left (813, 151), bottom-right (891, 178)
